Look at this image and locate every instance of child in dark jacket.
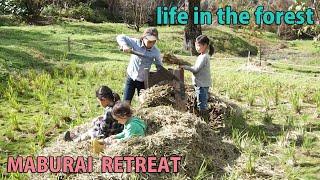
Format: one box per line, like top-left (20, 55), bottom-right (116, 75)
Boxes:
top-left (64, 86), bottom-right (124, 142)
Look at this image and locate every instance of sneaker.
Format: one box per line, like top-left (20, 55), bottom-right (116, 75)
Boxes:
top-left (199, 110), bottom-right (209, 123)
top-left (64, 131), bottom-right (73, 141)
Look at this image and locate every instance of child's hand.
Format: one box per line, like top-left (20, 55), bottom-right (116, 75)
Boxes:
top-left (103, 137), bottom-right (113, 145)
top-left (109, 135), bottom-right (116, 139)
top-left (111, 139), bottom-right (120, 144)
top-left (91, 118), bottom-right (98, 125)
top-left (91, 116), bottom-right (103, 125)
top-left (121, 45), bottom-right (132, 53)
top-left (97, 139), bottom-right (105, 144)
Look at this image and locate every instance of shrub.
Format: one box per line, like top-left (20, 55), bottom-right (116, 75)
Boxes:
top-left (41, 4), bottom-right (60, 17)
top-left (68, 3), bottom-right (94, 21)
top-left (0, 0), bottom-right (45, 21)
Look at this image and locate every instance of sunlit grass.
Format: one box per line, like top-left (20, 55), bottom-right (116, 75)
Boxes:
top-left (0, 21), bottom-right (319, 179)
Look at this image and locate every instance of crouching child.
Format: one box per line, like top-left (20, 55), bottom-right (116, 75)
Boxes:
top-left (102, 101), bottom-right (146, 145)
top-left (64, 86), bottom-right (124, 142)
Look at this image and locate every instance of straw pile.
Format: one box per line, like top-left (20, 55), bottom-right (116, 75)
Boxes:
top-left (138, 84), bottom-right (175, 107)
top-left (32, 84), bottom-right (240, 179)
top-left (162, 53), bottom-right (191, 66)
top-left (140, 84), bottom-right (238, 129)
top-left (32, 106), bottom-right (239, 179)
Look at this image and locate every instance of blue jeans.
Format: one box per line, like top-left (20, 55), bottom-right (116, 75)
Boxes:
top-left (195, 86), bottom-right (209, 110)
top-left (123, 76), bottom-right (145, 102)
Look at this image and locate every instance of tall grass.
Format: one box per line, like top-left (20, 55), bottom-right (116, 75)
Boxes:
top-left (223, 75), bottom-right (243, 101)
top-left (6, 172), bottom-right (27, 180)
top-left (29, 142), bottom-right (40, 156)
top-left (262, 110), bottom-right (273, 124)
top-left (32, 73), bottom-right (54, 113)
top-left (286, 115), bottom-right (295, 129)
top-left (262, 87), bottom-right (272, 111)
top-left (231, 128), bottom-right (249, 151)
top-left (302, 135), bottom-right (316, 151)
top-left (9, 113), bottom-right (19, 131)
top-left (244, 150), bottom-right (256, 174)
top-left (4, 127), bottom-right (15, 142)
top-left (280, 143), bottom-right (299, 179)
top-left (37, 93), bottom-right (50, 113)
top-left (35, 115), bottom-right (46, 147)
top-left (314, 91), bottom-right (320, 115)
top-left (222, 170), bottom-right (240, 180)
top-left (289, 90), bottom-right (303, 114)
top-left (33, 73), bottom-right (54, 94)
top-left (272, 81), bottom-right (282, 106)
top-left (4, 84), bottom-right (21, 111)
top-left (245, 87), bottom-right (256, 107)
top-left (51, 116), bottom-right (62, 128)
top-left (37, 125), bottom-right (46, 147)
top-left (194, 159), bottom-right (213, 180)
top-left (14, 75), bottom-right (31, 97)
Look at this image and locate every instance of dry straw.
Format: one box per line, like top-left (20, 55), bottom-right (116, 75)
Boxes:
top-left (33, 85), bottom-right (240, 179)
top-left (162, 53), bottom-right (191, 66)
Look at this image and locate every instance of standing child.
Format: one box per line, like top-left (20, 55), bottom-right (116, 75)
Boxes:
top-left (64, 86), bottom-right (124, 142)
top-left (102, 101), bottom-right (146, 145)
top-left (181, 35), bottom-right (214, 121)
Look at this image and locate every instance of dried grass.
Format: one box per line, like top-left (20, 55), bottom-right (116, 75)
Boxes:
top-left (33, 85), bottom-right (240, 179)
top-left (162, 53), bottom-right (191, 66)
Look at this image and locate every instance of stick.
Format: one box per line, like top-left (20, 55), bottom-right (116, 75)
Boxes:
top-left (144, 68), bottom-right (150, 89)
top-left (68, 37), bottom-right (71, 52)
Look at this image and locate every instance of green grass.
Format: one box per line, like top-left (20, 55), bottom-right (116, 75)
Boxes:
top-left (0, 21), bottom-right (320, 179)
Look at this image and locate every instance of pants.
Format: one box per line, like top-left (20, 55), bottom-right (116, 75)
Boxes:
top-left (74, 128), bottom-right (99, 142)
top-left (195, 86), bottom-right (209, 110)
top-left (123, 76), bottom-right (145, 102)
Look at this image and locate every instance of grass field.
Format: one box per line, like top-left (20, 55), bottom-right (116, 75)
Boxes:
top-left (0, 21), bottom-right (319, 179)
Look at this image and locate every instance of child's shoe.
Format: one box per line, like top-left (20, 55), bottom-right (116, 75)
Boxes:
top-left (63, 131), bottom-right (75, 141)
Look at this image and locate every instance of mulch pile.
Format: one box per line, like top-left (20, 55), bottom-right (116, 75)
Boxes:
top-left (32, 85), bottom-right (240, 179)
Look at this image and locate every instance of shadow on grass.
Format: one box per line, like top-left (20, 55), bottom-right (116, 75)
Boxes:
top-left (222, 107), bottom-right (291, 143)
top-left (299, 162), bottom-right (320, 168)
top-left (0, 27), bottom-right (127, 82)
top-left (61, 22), bottom-right (119, 35)
top-left (67, 53), bottom-right (125, 63)
top-left (0, 28), bottom-right (49, 45)
top-left (0, 46), bottom-right (54, 71)
top-left (271, 64), bottom-right (320, 74)
top-left (207, 28), bottom-right (258, 57)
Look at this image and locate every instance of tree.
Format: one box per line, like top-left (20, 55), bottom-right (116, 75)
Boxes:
top-left (119, 0), bottom-right (157, 32)
top-left (184, 0), bottom-right (202, 55)
top-left (0, 0), bottom-right (45, 21)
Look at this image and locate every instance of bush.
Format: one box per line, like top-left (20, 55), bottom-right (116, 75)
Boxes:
top-left (0, 15), bottom-right (22, 26)
top-left (41, 4), bottom-right (60, 17)
top-left (41, 1), bottom-right (122, 23)
top-left (0, 0), bottom-right (22, 15)
top-left (0, 0), bottom-right (45, 21)
top-left (68, 3), bottom-right (94, 21)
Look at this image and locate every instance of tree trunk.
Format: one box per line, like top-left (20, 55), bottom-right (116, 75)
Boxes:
top-left (314, 0), bottom-right (319, 22)
top-left (184, 0), bottom-right (202, 56)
